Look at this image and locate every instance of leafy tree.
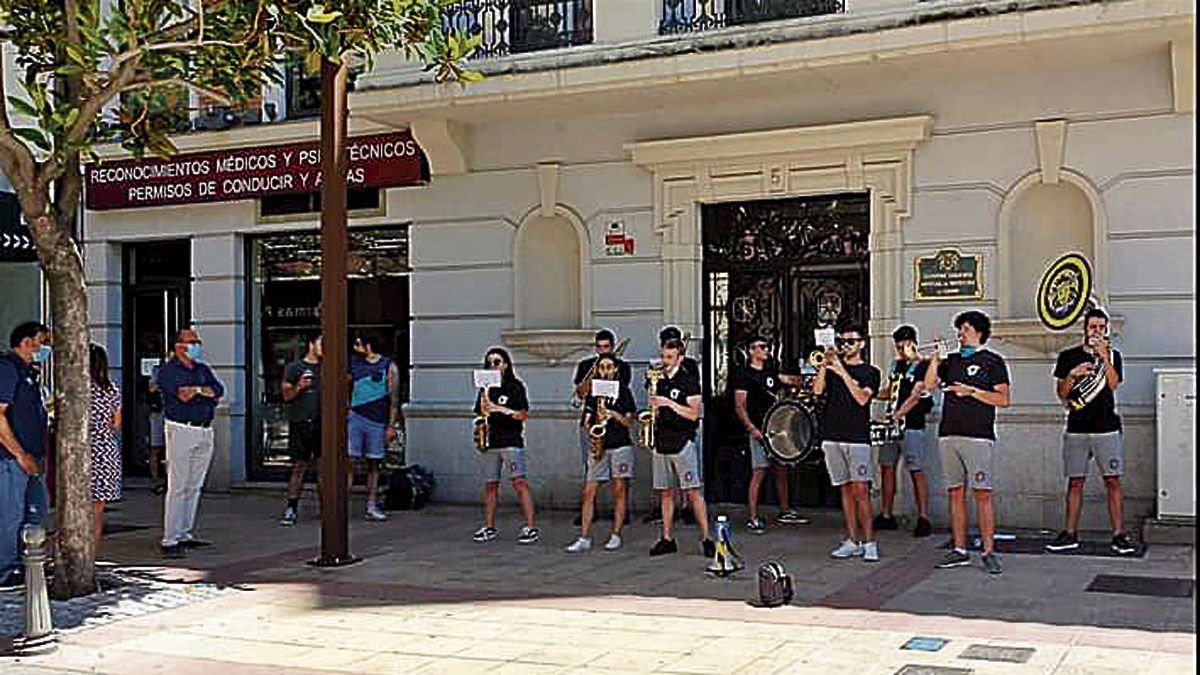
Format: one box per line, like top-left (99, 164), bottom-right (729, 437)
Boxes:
top-left (0, 0), bottom-right (477, 598)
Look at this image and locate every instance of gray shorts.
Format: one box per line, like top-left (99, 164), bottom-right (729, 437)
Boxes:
top-left (481, 446), bottom-right (527, 483)
top-left (939, 436), bottom-right (994, 490)
top-left (882, 428), bottom-right (930, 472)
top-left (586, 445), bottom-right (635, 483)
top-left (1063, 432), bottom-right (1124, 478)
top-left (653, 440), bottom-right (702, 491)
top-left (750, 438), bottom-right (777, 471)
top-left (823, 441), bottom-right (873, 486)
top-left (578, 426), bottom-right (591, 478)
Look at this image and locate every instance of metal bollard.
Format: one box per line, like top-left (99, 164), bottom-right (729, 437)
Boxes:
top-left (16, 524), bottom-right (55, 654)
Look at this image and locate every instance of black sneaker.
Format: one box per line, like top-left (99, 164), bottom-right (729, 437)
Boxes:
top-left (517, 527), bottom-right (540, 545)
top-left (160, 544), bottom-right (186, 559)
top-left (701, 539), bottom-right (716, 559)
top-left (179, 539), bottom-right (212, 549)
top-left (746, 517), bottom-right (767, 534)
top-left (472, 526), bottom-right (498, 543)
top-left (1044, 530), bottom-right (1079, 553)
top-left (936, 548), bottom-right (971, 569)
top-left (913, 517), bottom-right (933, 538)
top-left (649, 538), bottom-right (678, 557)
top-left (775, 510), bottom-right (810, 525)
top-left (1111, 533), bottom-right (1138, 556)
top-left (982, 552), bottom-right (1003, 576)
top-left (873, 514), bottom-right (899, 531)
top-left (0, 570), bottom-right (24, 592)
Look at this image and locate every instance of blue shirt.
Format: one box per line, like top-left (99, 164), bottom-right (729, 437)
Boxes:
top-left (156, 357), bottom-right (225, 424)
top-left (350, 355), bottom-right (391, 424)
top-left (0, 353), bottom-right (48, 461)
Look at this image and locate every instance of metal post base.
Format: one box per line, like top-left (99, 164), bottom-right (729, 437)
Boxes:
top-left (306, 554), bottom-right (362, 568)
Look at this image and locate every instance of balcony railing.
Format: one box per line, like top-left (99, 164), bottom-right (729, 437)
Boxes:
top-left (660, 0), bottom-right (845, 35)
top-left (444, 0), bottom-right (594, 60)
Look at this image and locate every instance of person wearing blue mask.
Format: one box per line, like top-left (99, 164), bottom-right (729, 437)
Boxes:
top-left (0, 321), bottom-right (51, 590)
top-left (923, 310), bottom-right (1011, 576)
top-left (155, 327), bottom-right (224, 558)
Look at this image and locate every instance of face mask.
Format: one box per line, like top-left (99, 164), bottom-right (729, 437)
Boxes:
top-left (960, 346), bottom-right (977, 359)
top-left (186, 344), bottom-right (204, 362)
top-left (33, 345), bottom-right (52, 363)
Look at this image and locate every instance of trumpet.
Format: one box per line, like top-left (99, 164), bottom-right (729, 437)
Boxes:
top-left (901, 338), bottom-right (958, 362)
top-left (807, 345), bottom-right (842, 368)
top-left (639, 367), bottom-right (665, 449)
top-left (473, 387), bottom-right (489, 453)
top-left (588, 396), bottom-right (609, 461)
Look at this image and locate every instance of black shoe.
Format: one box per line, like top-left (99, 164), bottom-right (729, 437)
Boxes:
top-left (150, 481), bottom-right (167, 496)
top-left (913, 517), bottom-right (933, 538)
top-left (0, 570), bottom-right (24, 592)
top-left (1111, 533), bottom-right (1138, 555)
top-left (701, 539), bottom-right (716, 559)
top-left (936, 548), bottom-right (971, 569)
top-left (160, 544), bottom-right (186, 559)
top-left (982, 552), bottom-right (1003, 576)
top-left (179, 539), bottom-right (212, 549)
top-left (1044, 530), bottom-right (1079, 553)
top-left (873, 514), bottom-right (899, 531)
top-left (649, 538), bottom-right (678, 557)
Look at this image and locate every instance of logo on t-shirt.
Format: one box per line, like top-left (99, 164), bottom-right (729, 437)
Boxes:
top-left (967, 365), bottom-right (981, 377)
top-left (670, 388), bottom-right (680, 399)
top-left (766, 377), bottom-right (775, 388)
top-left (498, 395), bottom-right (508, 405)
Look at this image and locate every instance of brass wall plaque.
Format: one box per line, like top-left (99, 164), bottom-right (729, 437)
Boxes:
top-left (914, 249), bottom-right (983, 301)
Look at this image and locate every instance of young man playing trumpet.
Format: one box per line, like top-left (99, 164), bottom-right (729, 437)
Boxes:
top-left (924, 311), bottom-right (1010, 575)
top-left (874, 325), bottom-right (934, 538)
top-left (566, 354), bottom-right (637, 553)
top-left (733, 336), bottom-right (809, 533)
top-left (648, 338), bottom-right (714, 558)
top-left (813, 323), bottom-right (882, 561)
top-left (1046, 309), bottom-right (1136, 555)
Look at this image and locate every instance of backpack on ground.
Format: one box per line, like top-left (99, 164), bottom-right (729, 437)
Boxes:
top-left (385, 464), bottom-right (435, 511)
top-left (756, 561), bottom-right (794, 608)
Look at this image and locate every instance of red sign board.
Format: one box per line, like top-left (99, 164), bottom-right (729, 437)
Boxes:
top-left (85, 130), bottom-right (425, 211)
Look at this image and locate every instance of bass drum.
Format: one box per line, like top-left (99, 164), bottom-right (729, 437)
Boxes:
top-left (762, 399), bottom-right (821, 465)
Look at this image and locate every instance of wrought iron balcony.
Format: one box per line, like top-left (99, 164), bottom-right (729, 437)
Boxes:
top-left (660, 0), bottom-right (845, 35)
top-left (444, 0), bottom-right (594, 61)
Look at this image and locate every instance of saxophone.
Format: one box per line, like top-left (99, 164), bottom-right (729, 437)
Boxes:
top-left (588, 396), bottom-right (609, 461)
top-left (1067, 336), bottom-right (1109, 411)
top-left (473, 387), bottom-right (489, 453)
top-left (638, 368), bottom-right (664, 449)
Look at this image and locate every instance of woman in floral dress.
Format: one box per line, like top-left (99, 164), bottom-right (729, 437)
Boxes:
top-left (89, 344), bottom-right (122, 546)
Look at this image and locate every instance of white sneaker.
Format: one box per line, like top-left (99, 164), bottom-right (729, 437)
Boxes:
top-left (565, 537), bottom-right (593, 553)
top-left (831, 539), bottom-right (863, 559)
top-left (365, 503), bottom-right (388, 522)
top-left (863, 541), bottom-right (880, 562)
top-left (604, 533), bottom-right (623, 551)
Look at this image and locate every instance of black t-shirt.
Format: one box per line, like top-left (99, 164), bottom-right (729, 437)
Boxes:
top-left (733, 363), bottom-right (780, 430)
top-left (473, 378), bottom-right (529, 449)
top-left (937, 350), bottom-right (1010, 440)
top-left (889, 360), bottom-right (933, 430)
top-left (585, 385), bottom-right (637, 449)
top-left (653, 367), bottom-right (702, 455)
top-left (574, 355), bottom-right (632, 424)
top-left (283, 360), bottom-right (321, 422)
top-left (1054, 346), bottom-right (1123, 433)
top-left (819, 362), bottom-right (881, 443)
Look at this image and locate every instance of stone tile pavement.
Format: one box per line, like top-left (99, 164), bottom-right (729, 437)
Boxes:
top-left (0, 486), bottom-right (1194, 674)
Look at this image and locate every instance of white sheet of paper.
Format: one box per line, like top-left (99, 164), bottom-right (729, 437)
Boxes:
top-left (140, 358), bottom-right (160, 377)
top-left (473, 369), bottom-right (501, 389)
top-left (591, 379), bottom-right (620, 399)
top-left (814, 327), bottom-right (836, 348)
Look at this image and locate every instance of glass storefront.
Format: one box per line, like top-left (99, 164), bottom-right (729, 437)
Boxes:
top-left (246, 225), bottom-right (410, 479)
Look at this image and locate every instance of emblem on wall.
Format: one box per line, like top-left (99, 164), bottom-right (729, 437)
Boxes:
top-left (1036, 252), bottom-right (1093, 331)
top-left (816, 289), bottom-right (843, 326)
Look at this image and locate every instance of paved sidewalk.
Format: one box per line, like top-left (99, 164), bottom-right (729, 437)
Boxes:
top-left (1, 486), bottom-right (1194, 674)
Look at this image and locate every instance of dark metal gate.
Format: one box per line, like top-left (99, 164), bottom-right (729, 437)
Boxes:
top-left (702, 193), bottom-right (870, 506)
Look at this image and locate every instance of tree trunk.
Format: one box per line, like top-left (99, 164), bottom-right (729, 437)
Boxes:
top-left (23, 202), bottom-right (95, 599)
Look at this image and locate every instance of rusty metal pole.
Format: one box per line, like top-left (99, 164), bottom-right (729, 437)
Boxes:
top-left (312, 56), bottom-right (357, 567)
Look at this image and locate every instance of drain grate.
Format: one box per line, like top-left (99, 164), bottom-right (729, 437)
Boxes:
top-left (1086, 574), bottom-right (1194, 598)
top-left (895, 666), bottom-right (972, 675)
top-left (958, 644), bottom-right (1035, 664)
top-left (901, 637), bottom-right (949, 652)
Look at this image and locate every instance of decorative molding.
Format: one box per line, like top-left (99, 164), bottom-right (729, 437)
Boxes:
top-left (1034, 119), bottom-right (1067, 185)
top-left (991, 315), bottom-right (1125, 355)
top-left (628, 115), bottom-right (934, 361)
top-left (409, 118), bottom-right (471, 175)
top-left (1171, 40), bottom-right (1194, 114)
top-left (536, 162), bottom-right (560, 218)
top-left (499, 329), bottom-right (596, 366)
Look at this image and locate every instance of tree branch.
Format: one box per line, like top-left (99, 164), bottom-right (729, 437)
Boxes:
top-left (0, 57), bottom-right (39, 195)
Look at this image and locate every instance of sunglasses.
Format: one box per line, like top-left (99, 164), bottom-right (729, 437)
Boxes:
top-left (835, 338), bottom-right (863, 347)
top-left (749, 343), bottom-right (768, 351)
top-left (487, 358), bottom-right (504, 366)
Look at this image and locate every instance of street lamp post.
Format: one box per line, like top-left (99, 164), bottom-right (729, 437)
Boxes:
top-left (313, 56), bottom-right (357, 567)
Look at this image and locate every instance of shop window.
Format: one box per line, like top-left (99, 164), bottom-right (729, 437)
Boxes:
top-left (260, 188), bottom-right (381, 218)
top-left (1004, 181), bottom-right (1095, 317)
top-left (514, 212), bottom-right (584, 329)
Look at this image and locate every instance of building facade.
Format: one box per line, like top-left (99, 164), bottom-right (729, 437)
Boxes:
top-left (82, 0), bottom-right (1195, 529)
